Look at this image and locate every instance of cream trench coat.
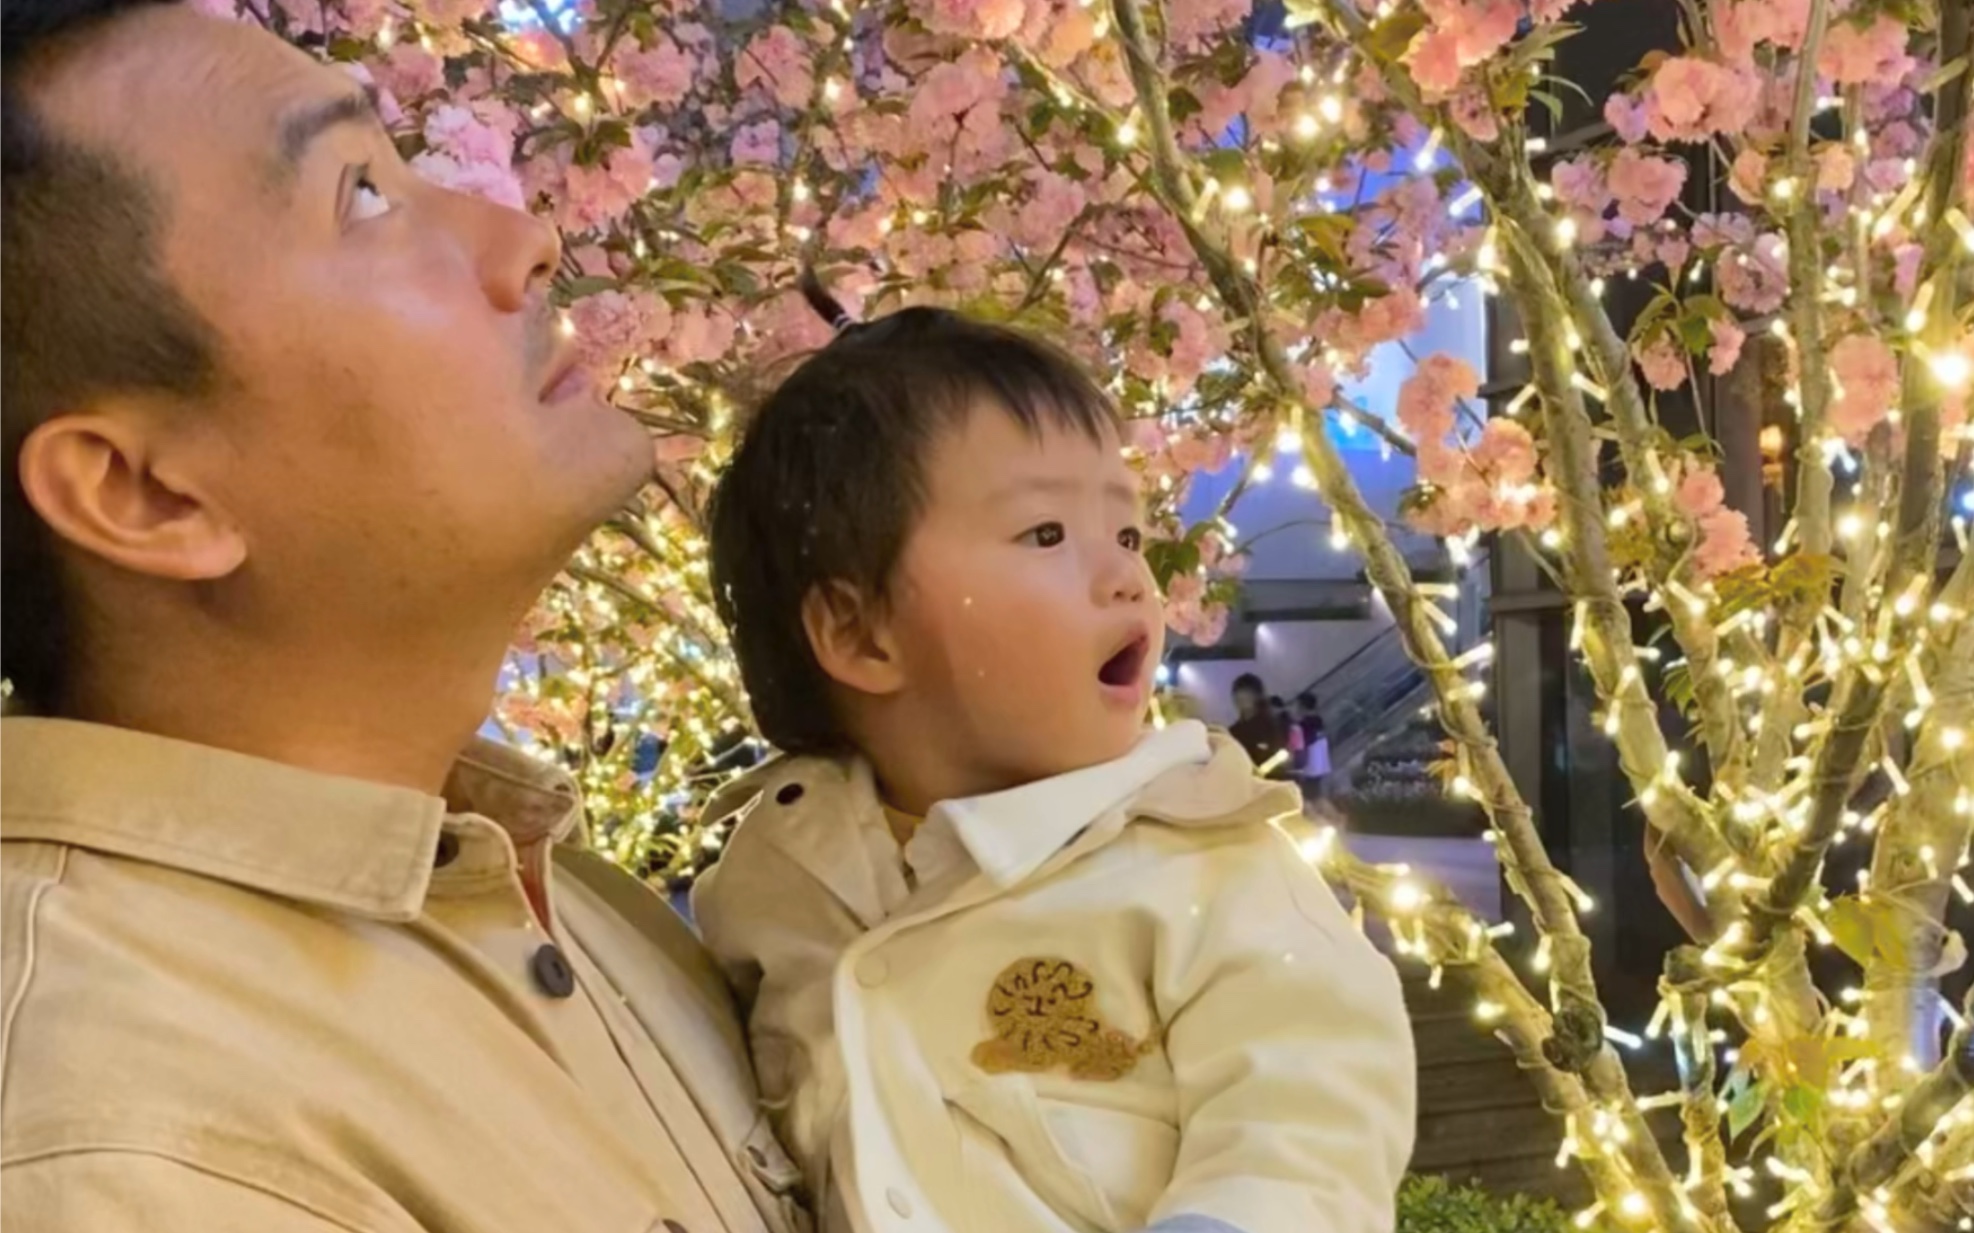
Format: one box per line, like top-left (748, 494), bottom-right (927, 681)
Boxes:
top-left (693, 722), bottom-right (1415, 1233)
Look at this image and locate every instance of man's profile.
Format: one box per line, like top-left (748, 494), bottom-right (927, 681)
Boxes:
top-left (0, 3), bottom-right (805, 1229)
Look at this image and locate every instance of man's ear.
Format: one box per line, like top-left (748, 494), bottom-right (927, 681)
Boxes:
top-left (15, 410), bottom-right (246, 583)
top-left (802, 579), bottom-right (906, 698)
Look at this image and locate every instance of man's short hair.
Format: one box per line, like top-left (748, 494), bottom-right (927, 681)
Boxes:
top-left (2, 0), bottom-right (221, 711)
top-left (707, 304), bottom-right (1119, 757)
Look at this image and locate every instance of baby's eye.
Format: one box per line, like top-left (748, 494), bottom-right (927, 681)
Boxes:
top-left (1118, 527), bottom-right (1144, 552)
top-left (1020, 522), bottom-right (1067, 548)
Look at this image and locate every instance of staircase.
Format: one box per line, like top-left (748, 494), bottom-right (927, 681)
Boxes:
top-left (1402, 968), bottom-right (1683, 1205)
top-left (1287, 555), bottom-right (1491, 833)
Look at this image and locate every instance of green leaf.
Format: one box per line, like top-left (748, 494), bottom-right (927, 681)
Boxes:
top-left (1526, 87), bottom-right (1565, 125)
top-left (1678, 313), bottom-right (1714, 354)
top-left (1362, 7), bottom-right (1428, 63)
top-left (561, 275), bottom-right (619, 300)
top-left (1827, 896), bottom-right (1878, 965)
top-left (1727, 1077), bottom-right (1766, 1139)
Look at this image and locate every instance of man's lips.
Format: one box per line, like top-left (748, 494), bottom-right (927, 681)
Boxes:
top-left (538, 344), bottom-right (594, 403)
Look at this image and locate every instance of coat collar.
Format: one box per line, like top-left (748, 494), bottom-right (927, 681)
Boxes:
top-left (0, 718), bottom-right (583, 922)
top-left (914, 721), bottom-right (1211, 889)
top-left (707, 722), bottom-right (1299, 925)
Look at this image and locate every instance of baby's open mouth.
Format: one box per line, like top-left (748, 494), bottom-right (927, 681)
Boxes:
top-left (1099, 636), bottom-right (1149, 688)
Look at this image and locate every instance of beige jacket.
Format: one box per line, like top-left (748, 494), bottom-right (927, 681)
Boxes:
top-left (693, 722), bottom-right (1415, 1233)
top-left (0, 718), bottom-right (809, 1233)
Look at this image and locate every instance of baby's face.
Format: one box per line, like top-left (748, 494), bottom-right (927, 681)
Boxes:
top-left (883, 402), bottom-right (1165, 789)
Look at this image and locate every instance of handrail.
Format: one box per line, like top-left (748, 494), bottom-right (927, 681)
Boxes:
top-left (1285, 551), bottom-right (1491, 778)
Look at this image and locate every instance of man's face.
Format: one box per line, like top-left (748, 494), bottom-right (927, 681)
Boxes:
top-left (31, 10), bottom-right (650, 638)
top-left (879, 403), bottom-right (1164, 789)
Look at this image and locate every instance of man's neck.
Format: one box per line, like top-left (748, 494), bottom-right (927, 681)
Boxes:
top-left (67, 631), bottom-right (505, 795)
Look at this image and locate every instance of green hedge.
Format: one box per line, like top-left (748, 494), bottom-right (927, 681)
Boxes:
top-left (1399, 1176), bottom-right (1588, 1233)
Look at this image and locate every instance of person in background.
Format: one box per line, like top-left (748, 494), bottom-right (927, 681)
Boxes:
top-left (1295, 692), bottom-right (1331, 798)
top-left (1228, 672), bottom-right (1290, 775)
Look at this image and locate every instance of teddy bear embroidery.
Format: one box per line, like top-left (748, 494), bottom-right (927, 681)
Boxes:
top-left (971, 956), bottom-right (1152, 1082)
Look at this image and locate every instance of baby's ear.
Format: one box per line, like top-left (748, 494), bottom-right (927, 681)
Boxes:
top-left (802, 580), bottom-right (905, 697)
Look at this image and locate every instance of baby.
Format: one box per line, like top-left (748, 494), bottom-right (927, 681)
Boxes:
top-left (695, 286), bottom-right (1415, 1233)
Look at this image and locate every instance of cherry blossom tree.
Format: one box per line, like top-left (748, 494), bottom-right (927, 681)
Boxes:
top-left (210, 0), bottom-right (1974, 1224)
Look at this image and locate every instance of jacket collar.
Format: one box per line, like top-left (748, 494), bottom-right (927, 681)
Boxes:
top-left (914, 721), bottom-right (1212, 889)
top-left (0, 718), bottom-right (583, 922)
top-left (710, 721), bottom-right (1297, 923)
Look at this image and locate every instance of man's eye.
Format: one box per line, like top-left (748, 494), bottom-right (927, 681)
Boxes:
top-left (1020, 522), bottom-right (1067, 548)
top-left (349, 169), bottom-right (395, 222)
top-left (1118, 527), bottom-right (1144, 552)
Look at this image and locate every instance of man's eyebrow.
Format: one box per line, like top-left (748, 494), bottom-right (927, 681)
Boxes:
top-left (272, 84), bottom-right (382, 185)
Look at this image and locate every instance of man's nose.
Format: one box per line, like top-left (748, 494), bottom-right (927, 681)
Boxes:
top-left (444, 189), bottom-right (562, 314)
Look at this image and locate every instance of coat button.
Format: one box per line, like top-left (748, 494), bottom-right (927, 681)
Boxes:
top-left (776, 783), bottom-right (805, 806)
top-left (434, 831), bottom-right (460, 868)
top-left (887, 1187), bottom-right (913, 1217)
top-left (855, 954), bottom-right (889, 988)
top-left (531, 943), bottom-right (575, 998)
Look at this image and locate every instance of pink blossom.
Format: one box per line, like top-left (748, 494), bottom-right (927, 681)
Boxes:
top-left (1634, 333), bottom-right (1688, 391)
top-left (568, 289), bottom-right (670, 374)
top-left (1694, 508), bottom-right (1760, 579)
top-left (424, 101), bottom-right (516, 165)
top-left (1715, 0), bottom-right (1811, 61)
top-left (1819, 15), bottom-right (1913, 86)
top-left (560, 130), bottom-right (658, 233)
top-left (1552, 157), bottom-right (1610, 215)
top-left (1397, 353), bottom-right (1479, 445)
top-left (416, 0), bottom-right (487, 27)
top-left (1421, 0), bottom-right (1520, 65)
top-left (1300, 359), bottom-right (1338, 409)
top-left (373, 44), bottom-right (445, 101)
top-left (1729, 147), bottom-right (1768, 204)
top-left (1693, 212), bottom-right (1756, 249)
top-left (1609, 149), bottom-right (1687, 225)
top-left (1404, 27), bottom-right (1464, 99)
top-left (1604, 93), bottom-right (1650, 144)
top-left (730, 119), bottom-right (782, 166)
top-left (1472, 419), bottom-right (1538, 484)
top-left (509, 28), bottom-right (568, 72)
top-left (1708, 318), bottom-right (1747, 376)
top-left (1657, 236), bottom-right (1691, 270)
top-left (1717, 233), bottom-right (1789, 314)
top-left (827, 201), bottom-right (891, 251)
top-left (736, 25), bottom-right (815, 109)
top-left (1895, 243), bottom-right (1924, 297)
top-left (410, 150), bottom-right (525, 208)
top-left (914, 0), bottom-right (1026, 40)
top-left (1816, 145), bottom-right (1857, 194)
top-left (1039, 4), bottom-right (1096, 66)
top-left (616, 37), bottom-right (696, 109)
top-left (1828, 333), bottom-right (1900, 444)
top-left (1648, 56), bottom-right (1761, 142)
top-left (1015, 170), bottom-right (1087, 246)
top-left (1243, 52), bottom-right (1299, 136)
top-left (1675, 466), bottom-right (1727, 519)
top-left (1165, 0), bottom-right (1247, 51)
top-left (659, 302), bottom-right (738, 368)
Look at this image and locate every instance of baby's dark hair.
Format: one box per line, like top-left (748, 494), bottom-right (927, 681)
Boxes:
top-left (707, 276), bottom-right (1121, 756)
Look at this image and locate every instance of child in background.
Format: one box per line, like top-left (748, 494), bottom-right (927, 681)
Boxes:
top-left (694, 283), bottom-right (1415, 1233)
